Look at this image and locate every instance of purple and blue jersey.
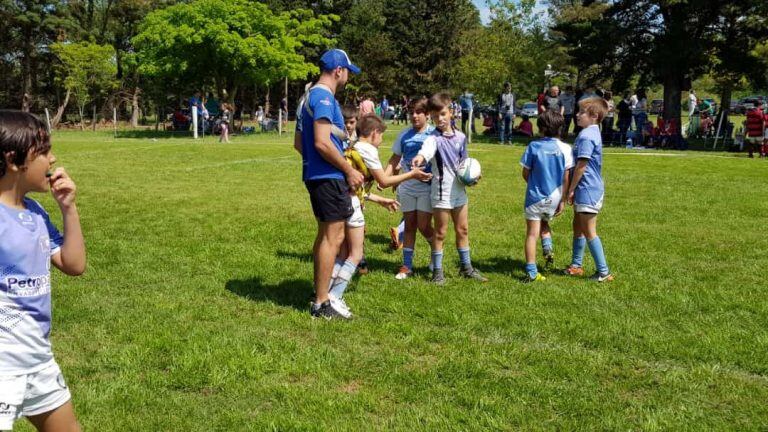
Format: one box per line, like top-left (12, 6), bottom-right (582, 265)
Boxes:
top-left (572, 124), bottom-right (605, 206)
top-left (0, 198), bottom-right (63, 374)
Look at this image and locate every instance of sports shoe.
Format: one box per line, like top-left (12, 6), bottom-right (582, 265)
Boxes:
top-left (310, 300), bottom-right (350, 320)
top-left (329, 294), bottom-right (353, 318)
top-left (590, 272), bottom-right (614, 282)
top-left (389, 227), bottom-right (402, 250)
top-left (395, 266), bottom-right (413, 280)
top-left (563, 265), bottom-right (584, 276)
top-left (431, 268), bottom-right (446, 285)
top-left (523, 273), bottom-right (546, 283)
top-left (543, 249), bottom-right (554, 267)
top-left (459, 266), bottom-right (488, 282)
top-left (357, 259), bottom-right (369, 275)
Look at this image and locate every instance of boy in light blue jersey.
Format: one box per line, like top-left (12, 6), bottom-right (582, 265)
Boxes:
top-left (520, 111), bottom-right (573, 282)
top-left (412, 93), bottom-right (487, 284)
top-left (0, 110), bottom-right (86, 431)
top-left (565, 97), bottom-right (614, 282)
top-left (384, 97), bottom-right (436, 279)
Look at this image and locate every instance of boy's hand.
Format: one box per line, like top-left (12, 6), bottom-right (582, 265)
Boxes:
top-left (555, 201), bottom-right (565, 216)
top-left (49, 168), bottom-right (77, 210)
top-left (411, 155), bottom-right (426, 169)
top-left (567, 190), bottom-right (575, 206)
top-left (411, 166), bottom-right (433, 182)
top-left (378, 198), bottom-right (400, 212)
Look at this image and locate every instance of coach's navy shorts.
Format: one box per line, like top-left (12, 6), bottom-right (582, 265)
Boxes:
top-left (305, 179), bottom-right (354, 222)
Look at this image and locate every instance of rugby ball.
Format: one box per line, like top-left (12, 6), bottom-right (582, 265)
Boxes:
top-left (457, 157), bottom-right (481, 186)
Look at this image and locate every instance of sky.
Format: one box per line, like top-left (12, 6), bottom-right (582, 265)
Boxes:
top-left (472, 0), bottom-right (492, 24)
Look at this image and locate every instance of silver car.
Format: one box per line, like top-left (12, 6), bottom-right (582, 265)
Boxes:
top-left (520, 102), bottom-right (538, 118)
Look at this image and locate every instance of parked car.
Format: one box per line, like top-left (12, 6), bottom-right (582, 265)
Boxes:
top-left (741, 95), bottom-right (766, 112)
top-left (520, 102), bottom-right (538, 118)
top-left (730, 100), bottom-right (742, 114)
top-left (649, 99), bottom-right (663, 115)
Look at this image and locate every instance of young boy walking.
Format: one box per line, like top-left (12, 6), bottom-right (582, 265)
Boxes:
top-left (412, 93), bottom-right (487, 284)
top-left (520, 111), bottom-right (573, 281)
top-left (564, 98), bottom-right (614, 282)
top-left (0, 110), bottom-right (86, 431)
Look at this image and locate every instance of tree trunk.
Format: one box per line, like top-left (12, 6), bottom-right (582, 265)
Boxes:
top-left (79, 105), bottom-right (85, 131)
top-left (265, 86), bottom-right (271, 118)
top-left (718, 85), bottom-right (732, 132)
top-left (131, 88), bottom-right (140, 128)
top-left (252, 83), bottom-right (259, 119)
top-left (51, 89), bottom-right (71, 127)
top-left (20, 41), bottom-right (33, 112)
top-left (662, 74), bottom-right (682, 129)
top-left (92, 103), bottom-right (97, 131)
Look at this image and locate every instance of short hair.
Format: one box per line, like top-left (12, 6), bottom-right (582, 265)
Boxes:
top-left (427, 92), bottom-right (452, 113)
top-left (342, 105), bottom-right (358, 120)
top-left (357, 114), bottom-right (386, 137)
top-left (408, 97), bottom-right (428, 114)
top-left (578, 97), bottom-right (609, 122)
top-left (537, 110), bottom-right (564, 137)
top-left (0, 110), bottom-right (51, 178)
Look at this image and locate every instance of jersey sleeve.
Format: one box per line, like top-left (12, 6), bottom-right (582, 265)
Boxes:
top-left (26, 199), bottom-right (64, 255)
top-left (417, 135), bottom-right (437, 163)
top-left (519, 144), bottom-right (534, 169)
top-left (575, 137), bottom-right (595, 160)
top-left (561, 143), bottom-right (575, 169)
top-left (356, 143), bottom-right (383, 170)
top-left (309, 90), bottom-right (335, 123)
top-left (391, 130), bottom-right (406, 155)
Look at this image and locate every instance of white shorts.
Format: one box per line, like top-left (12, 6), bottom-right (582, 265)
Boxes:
top-left (525, 191), bottom-right (562, 221)
top-left (398, 189), bottom-right (432, 213)
top-left (0, 361), bottom-right (71, 430)
top-left (575, 198), bottom-right (604, 214)
top-left (431, 172), bottom-right (468, 210)
top-left (346, 195), bottom-right (365, 228)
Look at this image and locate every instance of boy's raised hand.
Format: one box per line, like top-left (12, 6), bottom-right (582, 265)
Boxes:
top-left (49, 168), bottom-right (77, 210)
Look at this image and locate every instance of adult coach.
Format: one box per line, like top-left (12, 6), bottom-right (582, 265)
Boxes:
top-left (294, 49), bottom-right (363, 319)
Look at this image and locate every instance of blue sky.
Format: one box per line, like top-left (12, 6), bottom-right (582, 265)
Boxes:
top-left (472, 0), bottom-right (492, 24)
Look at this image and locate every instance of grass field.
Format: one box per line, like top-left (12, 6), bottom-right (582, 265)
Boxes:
top-left (16, 126), bottom-right (768, 431)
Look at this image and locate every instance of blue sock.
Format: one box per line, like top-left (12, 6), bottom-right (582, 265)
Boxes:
top-left (571, 236), bottom-right (586, 267)
top-left (403, 247), bottom-right (414, 270)
top-left (329, 260), bottom-right (357, 299)
top-left (431, 250), bottom-right (444, 270)
top-left (525, 263), bottom-right (538, 279)
top-left (541, 237), bottom-right (553, 253)
top-left (457, 247), bottom-right (471, 266)
top-left (587, 236), bottom-right (610, 275)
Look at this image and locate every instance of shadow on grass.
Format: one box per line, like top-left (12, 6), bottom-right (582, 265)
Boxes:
top-left (473, 256), bottom-right (528, 277)
top-left (275, 250), bottom-right (399, 274)
top-left (225, 277), bottom-right (311, 311)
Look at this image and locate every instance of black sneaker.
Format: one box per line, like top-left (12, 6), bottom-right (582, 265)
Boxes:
top-left (431, 268), bottom-right (446, 285)
top-left (310, 300), bottom-right (348, 320)
top-left (543, 248), bottom-right (554, 267)
top-left (459, 265), bottom-right (488, 282)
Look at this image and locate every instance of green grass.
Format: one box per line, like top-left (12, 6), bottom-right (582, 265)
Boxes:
top-left (17, 126), bottom-right (768, 431)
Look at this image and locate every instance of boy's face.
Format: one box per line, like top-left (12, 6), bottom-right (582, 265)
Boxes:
top-left (344, 117), bottom-right (357, 136)
top-left (410, 110), bottom-right (427, 130)
top-left (576, 110), bottom-right (598, 128)
top-left (430, 106), bottom-right (452, 131)
top-left (14, 149), bottom-right (56, 193)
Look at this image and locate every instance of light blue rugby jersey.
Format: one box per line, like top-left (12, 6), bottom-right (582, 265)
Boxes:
top-left (392, 125), bottom-right (435, 175)
top-left (572, 124), bottom-right (605, 206)
top-left (0, 198), bottom-right (63, 374)
top-left (520, 138), bottom-right (567, 208)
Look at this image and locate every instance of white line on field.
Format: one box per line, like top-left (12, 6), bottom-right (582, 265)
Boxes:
top-left (181, 155), bottom-right (294, 171)
top-left (606, 151), bottom-right (743, 159)
top-left (68, 142), bottom-right (189, 156)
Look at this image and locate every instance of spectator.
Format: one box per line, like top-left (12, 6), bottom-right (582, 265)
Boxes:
top-left (631, 88), bottom-right (648, 137)
top-left (745, 101), bottom-right (764, 158)
top-left (381, 96), bottom-right (390, 120)
top-left (688, 90), bottom-right (697, 118)
top-left (459, 89), bottom-right (476, 135)
top-left (359, 95), bottom-right (375, 117)
top-left (602, 91), bottom-right (615, 143)
top-left (616, 92), bottom-right (633, 144)
top-left (514, 115), bottom-right (533, 137)
top-left (542, 86), bottom-right (564, 115)
top-left (560, 85), bottom-right (576, 137)
top-left (498, 82), bottom-right (516, 144)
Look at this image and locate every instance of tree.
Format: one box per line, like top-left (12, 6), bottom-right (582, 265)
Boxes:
top-left (132, 0), bottom-right (335, 104)
top-left (50, 42), bottom-right (118, 129)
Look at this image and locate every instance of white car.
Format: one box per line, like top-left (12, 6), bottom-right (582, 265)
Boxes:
top-left (520, 102), bottom-right (538, 118)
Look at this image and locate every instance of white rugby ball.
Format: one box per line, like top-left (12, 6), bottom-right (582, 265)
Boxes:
top-left (457, 157), bottom-right (481, 186)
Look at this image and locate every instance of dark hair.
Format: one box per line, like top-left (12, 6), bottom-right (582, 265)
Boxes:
top-left (0, 110), bottom-right (51, 177)
top-left (408, 97), bottom-right (428, 114)
top-left (427, 92), bottom-right (452, 113)
top-left (537, 110), bottom-right (564, 137)
top-left (357, 114), bottom-right (386, 137)
top-left (341, 105), bottom-right (358, 120)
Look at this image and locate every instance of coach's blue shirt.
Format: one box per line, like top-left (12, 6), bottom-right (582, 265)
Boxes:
top-left (572, 125), bottom-right (604, 206)
top-left (297, 86), bottom-right (345, 182)
top-left (520, 138), bottom-right (567, 208)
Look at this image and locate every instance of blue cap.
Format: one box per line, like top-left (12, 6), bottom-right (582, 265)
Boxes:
top-left (319, 49), bottom-right (361, 75)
